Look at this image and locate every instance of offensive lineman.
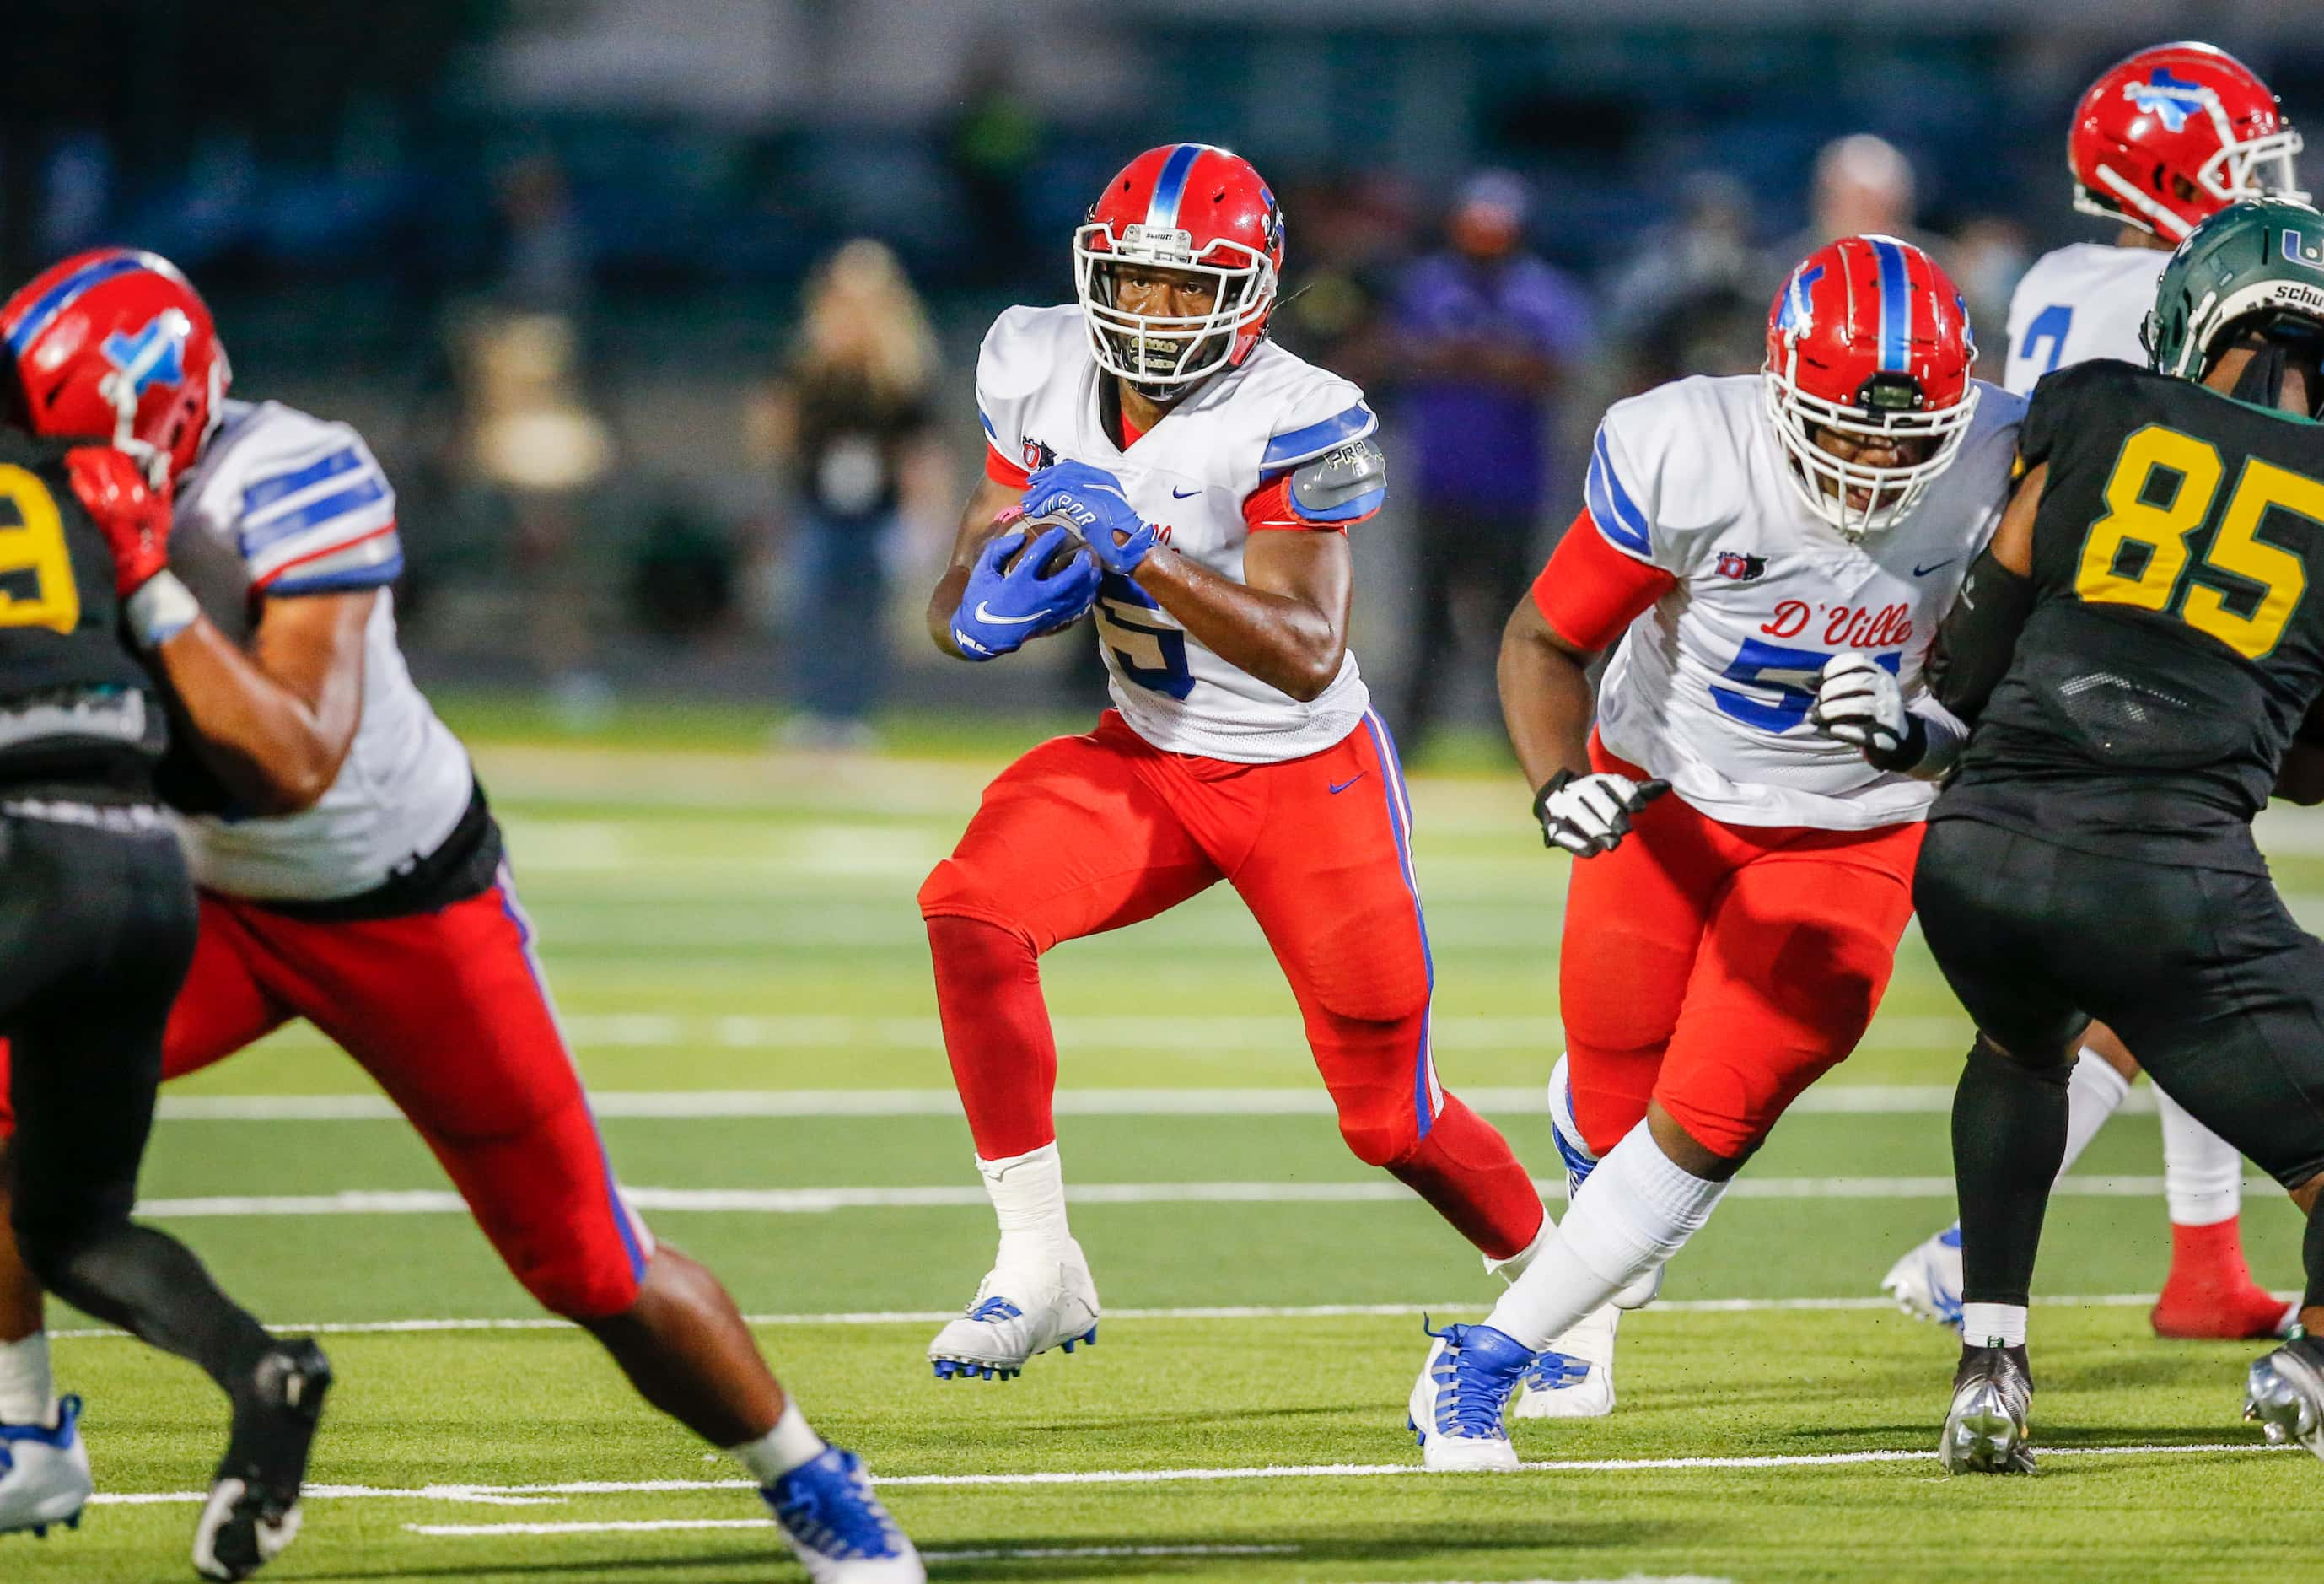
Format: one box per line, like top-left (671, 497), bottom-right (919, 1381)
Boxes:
top-left (0, 251), bottom-right (921, 1583)
top-left (1837, 199), bottom-right (2324, 1472)
top-left (1406, 236), bottom-right (2022, 1465)
top-left (0, 374), bottom-right (327, 1573)
top-left (1883, 40), bottom-right (2309, 1342)
top-left (917, 143), bottom-right (1552, 1382)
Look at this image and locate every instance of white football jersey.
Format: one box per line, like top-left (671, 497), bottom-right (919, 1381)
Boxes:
top-left (1584, 374), bottom-right (2024, 830)
top-left (976, 304), bottom-right (1376, 762)
top-left (168, 399), bottom-right (474, 901)
top-left (2000, 243), bottom-right (2167, 396)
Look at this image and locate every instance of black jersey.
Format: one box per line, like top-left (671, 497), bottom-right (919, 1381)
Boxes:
top-left (1935, 358), bottom-right (2324, 873)
top-left (0, 431), bottom-right (164, 795)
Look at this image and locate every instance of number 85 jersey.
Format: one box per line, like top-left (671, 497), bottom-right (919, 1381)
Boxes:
top-left (1537, 373), bottom-right (2023, 830)
top-left (977, 304), bottom-right (1384, 763)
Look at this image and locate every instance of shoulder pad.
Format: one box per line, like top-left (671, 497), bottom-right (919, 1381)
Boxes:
top-left (1287, 436), bottom-right (1387, 521)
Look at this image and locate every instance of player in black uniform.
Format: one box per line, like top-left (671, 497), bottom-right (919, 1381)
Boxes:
top-left (1808, 197), bottom-right (2324, 1474)
top-left (0, 398), bottom-right (329, 1576)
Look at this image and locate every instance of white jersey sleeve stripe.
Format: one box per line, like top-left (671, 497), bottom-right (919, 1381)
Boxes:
top-left (1260, 401), bottom-right (1376, 467)
top-left (238, 475), bottom-right (391, 558)
top-left (1585, 428), bottom-right (1653, 559)
top-left (240, 444), bottom-right (365, 515)
top-left (256, 523), bottom-right (403, 595)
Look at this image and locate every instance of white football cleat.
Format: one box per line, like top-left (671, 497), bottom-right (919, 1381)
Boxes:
top-left (1407, 1321), bottom-right (1531, 1472)
top-left (1883, 1224), bottom-right (1966, 1330)
top-left (1513, 1304), bottom-right (1617, 1419)
top-left (928, 1242), bottom-right (1099, 1381)
top-left (0, 1394), bottom-right (91, 1538)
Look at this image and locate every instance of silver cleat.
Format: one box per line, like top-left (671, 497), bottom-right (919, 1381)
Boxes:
top-left (2244, 1340), bottom-right (2324, 1461)
top-left (1939, 1344), bottom-right (2036, 1474)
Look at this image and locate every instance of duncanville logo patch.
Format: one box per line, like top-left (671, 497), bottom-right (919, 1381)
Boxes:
top-left (1022, 436), bottom-right (1058, 472)
top-left (1714, 552), bottom-right (1767, 582)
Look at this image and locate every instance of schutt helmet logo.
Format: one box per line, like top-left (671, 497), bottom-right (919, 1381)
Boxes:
top-left (1023, 437), bottom-right (1058, 471)
top-left (1715, 552), bottom-right (1767, 582)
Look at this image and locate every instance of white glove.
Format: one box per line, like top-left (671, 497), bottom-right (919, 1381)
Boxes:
top-left (1809, 654), bottom-right (1911, 758)
top-left (1533, 771), bottom-right (1670, 858)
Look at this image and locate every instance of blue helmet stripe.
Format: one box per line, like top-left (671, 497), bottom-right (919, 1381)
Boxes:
top-left (1145, 143), bottom-right (1205, 230)
top-left (3, 253), bottom-right (148, 355)
top-left (1870, 237), bottom-right (1912, 372)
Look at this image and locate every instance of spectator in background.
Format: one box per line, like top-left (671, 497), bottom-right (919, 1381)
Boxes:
top-left (757, 240), bottom-right (944, 749)
top-left (946, 43), bottom-right (1048, 293)
top-left (1773, 133), bottom-right (1945, 282)
top-left (1391, 170), bottom-right (1592, 759)
top-left (1606, 171), bottom-right (1769, 393)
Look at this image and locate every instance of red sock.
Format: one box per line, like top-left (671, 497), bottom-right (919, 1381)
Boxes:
top-left (926, 915), bottom-right (1057, 1160)
top-left (1386, 1094), bottom-right (1548, 1260)
top-left (2153, 1216), bottom-right (2290, 1339)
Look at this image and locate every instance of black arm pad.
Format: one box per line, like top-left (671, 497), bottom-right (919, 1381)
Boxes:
top-left (1923, 547), bottom-right (2036, 726)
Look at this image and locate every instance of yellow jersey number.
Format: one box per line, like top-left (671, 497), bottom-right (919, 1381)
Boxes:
top-left (2074, 423), bottom-right (2324, 660)
top-left (0, 464), bottom-right (83, 637)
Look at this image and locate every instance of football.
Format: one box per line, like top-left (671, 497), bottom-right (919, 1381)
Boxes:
top-left (997, 511), bottom-right (1095, 579)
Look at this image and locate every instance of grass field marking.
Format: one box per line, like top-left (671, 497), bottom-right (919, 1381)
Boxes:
top-left (84, 1441), bottom-right (2291, 1513)
top-left (403, 1522), bottom-right (1301, 1563)
top-left (161, 1081), bottom-right (2140, 1121)
top-left (48, 1291), bottom-right (2188, 1340)
top-left (126, 1172), bottom-right (2254, 1220)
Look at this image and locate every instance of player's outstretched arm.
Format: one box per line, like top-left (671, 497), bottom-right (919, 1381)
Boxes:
top-left (1923, 461), bottom-right (2044, 724)
top-left (148, 594), bottom-right (374, 816)
top-left (1498, 597), bottom-right (1597, 791)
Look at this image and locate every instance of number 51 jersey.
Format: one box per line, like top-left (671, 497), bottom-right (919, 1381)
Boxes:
top-left (1584, 373), bottom-right (2023, 829)
top-left (1940, 358), bottom-right (2324, 872)
top-left (976, 304), bottom-right (1382, 763)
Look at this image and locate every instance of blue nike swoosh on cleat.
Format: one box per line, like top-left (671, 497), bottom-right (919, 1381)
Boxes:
top-left (1329, 774), bottom-right (1364, 794)
top-left (1912, 558), bottom-right (1957, 576)
top-left (1172, 485), bottom-right (1201, 498)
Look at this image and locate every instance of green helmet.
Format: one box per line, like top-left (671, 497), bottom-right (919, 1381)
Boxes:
top-left (2146, 198), bottom-right (2324, 379)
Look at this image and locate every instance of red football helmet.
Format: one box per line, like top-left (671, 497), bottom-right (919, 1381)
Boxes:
top-left (1073, 143), bottom-right (1284, 395)
top-left (1, 247), bottom-right (229, 486)
top-left (2069, 41), bottom-right (2305, 240)
top-left (1762, 234), bottom-right (1981, 541)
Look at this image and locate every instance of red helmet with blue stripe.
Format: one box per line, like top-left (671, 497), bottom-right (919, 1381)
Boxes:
top-left (2, 247), bottom-right (229, 486)
top-left (1073, 143), bottom-right (1284, 396)
top-left (1762, 234), bottom-right (1980, 541)
top-left (2069, 41), bottom-right (2305, 241)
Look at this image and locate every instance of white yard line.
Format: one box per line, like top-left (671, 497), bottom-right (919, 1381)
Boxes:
top-left (50, 1290), bottom-right (2210, 1342)
top-left (126, 1172), bottom-right (2240, 1220)
top-left (88, 1441), bottom-right (2286, 1511)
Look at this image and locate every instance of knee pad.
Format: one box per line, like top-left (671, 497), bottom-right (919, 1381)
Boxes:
top-left (1332, 1082), bottom-right (1423, 1169)
top-left (1301, 902), bottom-right (1430, 1025)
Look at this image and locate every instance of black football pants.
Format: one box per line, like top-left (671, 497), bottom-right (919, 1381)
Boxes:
top-left (0, 805), bottom-right (276, 1393)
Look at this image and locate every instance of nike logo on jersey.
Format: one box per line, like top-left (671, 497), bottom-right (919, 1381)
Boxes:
top-left (1329, 773), bottom-right (1365, 795)
top-left (1171, 486), bottom-right (1201, 498)
top-left (973, 601), bottom-right (1051, 625)
top-left (1912, 558), bottom-right (1957, 577)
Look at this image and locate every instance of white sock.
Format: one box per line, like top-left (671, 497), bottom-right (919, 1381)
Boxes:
top-left (2156, 1087), bottom-right (2244, 1226)
top-left (1483, 1122), bottom-right (1728, 1353)
top-left (1961, 1301), bottom-right (2027, 1349)
top-left (1483, 1218), bottom-right (1550, 1285)
top-left (730, 1399), bottom-right (826, 1484)
top-left (2053, 1047), bottom-right (2133, 1179)
top-left (979, 1141), bottom-right (1072, 1264)
top-left (1547, 1053), bottom-right (1598, 1179)
top-left (0, 1331), bottom-right (55, 1426)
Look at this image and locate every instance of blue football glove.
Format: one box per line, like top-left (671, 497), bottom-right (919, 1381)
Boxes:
top-left (950, 525), bottom-right (1101, 660)
top-left (1025, 460), bottom-right (1157, 576)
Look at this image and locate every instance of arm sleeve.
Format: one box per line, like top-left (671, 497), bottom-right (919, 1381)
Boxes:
top-left (234, 428), bottom-right (402, 597)
top-left (1923, 547), bottom-right (2037, 725)
top-left (1530, 509), bottom-right (1679, 652)
top-left (974, 310), bottom-right (1039, 491)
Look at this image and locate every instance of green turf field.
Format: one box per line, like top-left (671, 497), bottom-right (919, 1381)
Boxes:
top-left (17, 719), bottom-right (2324, 1582)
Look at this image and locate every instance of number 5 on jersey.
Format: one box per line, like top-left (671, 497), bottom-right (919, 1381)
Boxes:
top-left (2075, 423), bottom-right (2324, 660)
top-left (0, 465), bottom-right (83, 636)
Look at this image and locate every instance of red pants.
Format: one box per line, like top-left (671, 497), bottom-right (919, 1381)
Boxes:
top-left (918, 709), bottom-right (1545, 1258)
top-left (1559, 740), bottom-right (1924, 1161)
top-left (0, 866), bottom-right (652, 1319)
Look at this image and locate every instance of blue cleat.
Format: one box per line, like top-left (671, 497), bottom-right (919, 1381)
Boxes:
top-left (763, 1447), bottom-right (925, 1582)
top-left (0, 1395), bottom-right (91, 1539)
top-left (1407, 1319), bottom-right (1533, 1472)
top-left (1884, 1223), bottom-right (1966, 1330)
